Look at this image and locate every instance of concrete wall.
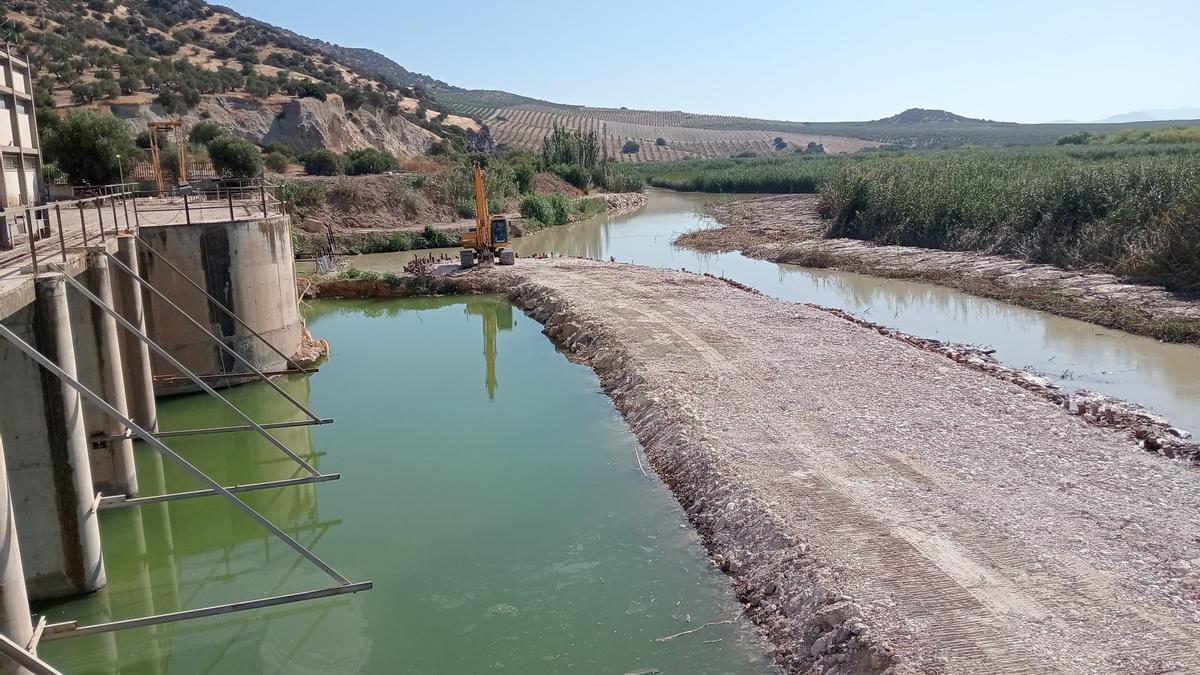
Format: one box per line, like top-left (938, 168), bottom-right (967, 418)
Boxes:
top-left (138, 215), bottom-right (302, 395)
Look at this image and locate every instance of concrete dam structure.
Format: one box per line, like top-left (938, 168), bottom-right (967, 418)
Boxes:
top-left (0, 186), bottom-right (363, 673)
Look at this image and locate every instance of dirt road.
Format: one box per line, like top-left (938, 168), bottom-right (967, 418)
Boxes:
top-left (454, 258), bottom-right (1200, 674)
top-left (681, 195), bottom-right (1200, 344)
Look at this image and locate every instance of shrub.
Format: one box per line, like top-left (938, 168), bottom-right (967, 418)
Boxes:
top-left (598, 168), bottom-right (645, 193)
top-left (189, 121), bottom-right (226, 146)
top-left (551, 163), bottom-right (592, 192)
top-left (263, 151), bottom-right (290, 173)
top-left (1056, 131), bottom-right (1095, 146)
top-left (773, 136), bottom-right (788, 150)
top-left (303, 148), bottom-right (341, 176)
top-left (455, 198), bottom-right (476, 219)
top-left (207, 136), bottom-right (262, 178)
top-left (42, 110), bottom-right (139, 185)
top-left (279, 180), bottom-right (327, 216)
top-left (655, 137), bottom-right (667, 146)
top-left (520, 192), bottom-right (572, 226)
top-left (343, 148), bottom-right (397, 175)
top-left (621, 140), bottom-right (641, 154)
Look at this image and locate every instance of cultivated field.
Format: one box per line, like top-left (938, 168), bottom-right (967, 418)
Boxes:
top-left (456, 104), bottom-right (875, 162)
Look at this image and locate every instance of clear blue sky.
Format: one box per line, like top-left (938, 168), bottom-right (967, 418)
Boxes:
top-left (224, 0), bottom-right (1199, 123)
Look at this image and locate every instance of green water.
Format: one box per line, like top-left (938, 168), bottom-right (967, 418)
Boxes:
top-left (38, 295), bottom-right (777, 674)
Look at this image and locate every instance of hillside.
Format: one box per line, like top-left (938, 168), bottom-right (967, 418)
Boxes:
top-left (0, 0), bottom-right (487, 157)
top-left (438, 90), bottom-right (1200, 152)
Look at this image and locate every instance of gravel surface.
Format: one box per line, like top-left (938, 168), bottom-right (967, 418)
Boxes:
top-left (681, 195), bottom-right (1200, 344)
top-left (451, 258), bottom-right (1200, 674)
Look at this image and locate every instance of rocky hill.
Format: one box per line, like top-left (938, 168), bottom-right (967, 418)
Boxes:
top-left (0, 0), bottom-right (488, 156)
top-left (876, 108), bottom-right (981, 124)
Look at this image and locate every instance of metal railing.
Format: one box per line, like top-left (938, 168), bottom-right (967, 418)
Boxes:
top-left (0, 178), bottom-right (284, 280)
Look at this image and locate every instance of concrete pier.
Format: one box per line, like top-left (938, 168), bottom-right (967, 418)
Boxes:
top-left (0, 437), bottom-right (33, 675)
top-left (139, 216), bottom-right (302, 394)
top-left (69, 251), bottom-right (137, 497)
top-left (113, 236), bottom-right (157, 434)
top-left (0, 275), bottom-right (106, 600)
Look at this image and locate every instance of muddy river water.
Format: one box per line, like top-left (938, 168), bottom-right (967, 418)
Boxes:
top-left (355, 188), bottom-right (1200, 435)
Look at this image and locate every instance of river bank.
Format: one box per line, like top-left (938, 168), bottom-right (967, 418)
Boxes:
top-left (680, 195), bottom-right (1200, 345)
top-left (310, 258), bottom-right (1200, 674)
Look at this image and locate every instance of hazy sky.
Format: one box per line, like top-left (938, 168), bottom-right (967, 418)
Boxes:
top-left (225, 0), bottom-right (1199, 123)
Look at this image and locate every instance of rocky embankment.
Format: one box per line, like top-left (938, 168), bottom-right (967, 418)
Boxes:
top-left (680, 195), bottom-right (1200, 344)
top-left (312, 258), bottom-right (1200, 674)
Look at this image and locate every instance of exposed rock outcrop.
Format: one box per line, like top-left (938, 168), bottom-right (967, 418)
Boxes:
top-left (106, 93), bottom-right (438, 157)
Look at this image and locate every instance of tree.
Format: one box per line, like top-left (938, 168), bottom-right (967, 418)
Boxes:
top-left (208, 136), bottom-right (262, 178)
top-left (655, 137), bottom-right (667, 146)
top-left (189, 121), bottom-right (226, 146)
top-left (263, 151), bottom-right (290, 174)
top-left (621, 140), bottom-right (640, 154)
top-left (343, 148), bottom-right (396, 175)
top-left (772, 136), bottom-right (788, 150)
top-left (42, 110), bottom-right (139, 185)
top-left (303, 148), bottom-right (341, 175)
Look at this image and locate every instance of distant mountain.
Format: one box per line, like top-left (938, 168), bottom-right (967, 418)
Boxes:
top-left (875, 108), bottom-right (983, 124)
top-left (1094, 108), bottom-right (1200, 123)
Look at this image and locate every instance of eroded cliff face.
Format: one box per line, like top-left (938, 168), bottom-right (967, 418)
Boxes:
top-left (106, 93), bottom-right (438, 157)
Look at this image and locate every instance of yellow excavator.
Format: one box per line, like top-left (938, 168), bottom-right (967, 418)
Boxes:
top-left (460, 163), bottom-right (515, 268)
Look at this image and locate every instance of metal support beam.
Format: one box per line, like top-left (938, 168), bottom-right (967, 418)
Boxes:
top-left (47, 264), bottom-right (320, 477)
top-left (0, 632), bottom-right (63, 675)
top-left (102, 252), bottom-right (323, 424)
top-left (42, 582), bottom-right (372, 642)
top-left (0, 321), bottom-right (354, 587)
top-left (98, 418), bottom-right (334, 443)
top-left (132, 235), bottom-right (313, 374)
top-left (99, 473), bottom-right (340, 510)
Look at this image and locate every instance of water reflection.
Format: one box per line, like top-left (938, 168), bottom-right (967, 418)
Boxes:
top-left (37, 375), bottom-right (365, 675)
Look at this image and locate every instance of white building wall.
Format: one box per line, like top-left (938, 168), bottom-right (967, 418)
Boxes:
top-left (0, 100), bottom-right (11, 146)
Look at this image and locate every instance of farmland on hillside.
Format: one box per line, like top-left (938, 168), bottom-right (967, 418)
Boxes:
top-left (455, 105), bottom-right (874, 162)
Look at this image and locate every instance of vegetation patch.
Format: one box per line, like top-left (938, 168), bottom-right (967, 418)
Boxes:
top-left (819, 147), bottom-right (1200, 292)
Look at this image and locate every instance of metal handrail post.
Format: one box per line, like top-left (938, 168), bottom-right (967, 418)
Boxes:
top-left (78, 204), bottom-right (87, 245)
top-left (183, 192), bottom-right (190, 225)
top-left (121, 190), bottom-right (130, 231)
top-left (130, 189), bottom-right (139, 228)
top-left (95, 201), bottom-right (105, 243)
top-left (101, 253), bottom-right (323, 423)
top-left (111, 198), bottom-right (119, 235)
top-left (227, 185), bottom-right (235, 220)
top-left (46, 265), bottom-right (321, 476)
top-left (0, 320), bottom-right (352, 586)
top-left (132, 235), bottom-right (312, 373)
top-left (55, 205), bottom-right (65, 263)
top-left (25, 209), bottom-right (37, 278)
top-left (260, 180), bottom-right (268, 216)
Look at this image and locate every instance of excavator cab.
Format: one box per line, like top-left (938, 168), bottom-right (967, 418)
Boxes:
top-left (460, 164), bottom-right (515, 268)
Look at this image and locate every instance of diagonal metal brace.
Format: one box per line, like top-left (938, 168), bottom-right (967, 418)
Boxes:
top-left (102, 252), bottom-right (322, 424)
top-left (48, 266), bottom-right (320, 477)
top-left (0, 321), bottom-right (352, 585)
top-left (132, 234), bottom-right (313, 374)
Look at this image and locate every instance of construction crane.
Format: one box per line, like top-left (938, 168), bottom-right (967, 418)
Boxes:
top-left (460, 163), bottom-right (514, 268)
top-left (147, 119), bottom-right (188, 193)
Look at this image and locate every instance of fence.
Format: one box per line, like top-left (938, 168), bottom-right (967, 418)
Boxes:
top-left (0, 178), bottom-right (284, 280)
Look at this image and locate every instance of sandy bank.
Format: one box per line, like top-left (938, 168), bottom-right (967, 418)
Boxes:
top-left (313, 258), bottom-right (1200, 674)
top-left (680, 195), bottom-right (1200, 345)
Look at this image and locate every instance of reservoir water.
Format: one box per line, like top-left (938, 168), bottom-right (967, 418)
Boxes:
top-left (38, 295), bottom-right (777, 674)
